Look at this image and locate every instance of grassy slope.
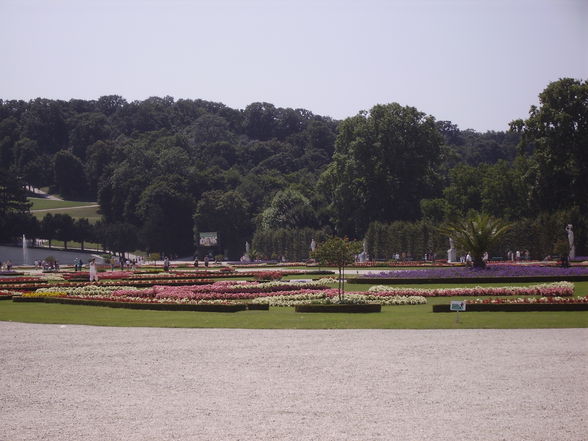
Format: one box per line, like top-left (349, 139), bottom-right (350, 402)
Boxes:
top-left (28, 198), bottom-right (101, 223)
top-left (28, 198), bottom-right (96, 210)
top-left (1, 282), bottom-right (586, 329)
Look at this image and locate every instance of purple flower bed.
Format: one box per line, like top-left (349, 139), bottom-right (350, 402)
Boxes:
top-left (366, 265), bottom-right (588, 279)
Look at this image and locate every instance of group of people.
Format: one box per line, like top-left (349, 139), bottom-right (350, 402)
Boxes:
top-left (507, 250), bottom-right (530, 261)
top-left (460, 252), bottom-right (489, 266)
top-left (0, 260), bottom-right (13, 271)
top-left (35, 259), bottom-right (60, 271)
top-left (192, 256), bottom-right (210, 269)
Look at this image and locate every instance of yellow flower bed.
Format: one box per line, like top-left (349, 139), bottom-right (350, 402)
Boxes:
top-left (22, 291), bottom-right (67, 298)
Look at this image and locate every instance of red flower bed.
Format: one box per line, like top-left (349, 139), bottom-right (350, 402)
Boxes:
top-left (253, 271), bottom-right (284, 281)
top-left (62, 271), bottom-right (135, 280)
top-left (0, 277), bottom-right (42, 283)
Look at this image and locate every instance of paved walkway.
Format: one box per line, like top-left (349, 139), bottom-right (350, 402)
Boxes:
top-left (1, 324), bottom-right (586, 441)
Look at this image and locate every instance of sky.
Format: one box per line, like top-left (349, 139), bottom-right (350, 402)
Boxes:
top-left (1, 0), bottom-right (586, 132)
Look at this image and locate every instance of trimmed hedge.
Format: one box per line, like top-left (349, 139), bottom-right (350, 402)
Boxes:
top-left (348, 275), bottom-right (588, 285)
top-left (0, 295), bottom-right (13, 300)
top-left (246, 303), bottom-right (270, 311)
top-left (433, 303), bottom-right (588, 312)
top-left (14, 296), bottom-right (247, 312)
top-left (12, 296), bottom-right (44, 302)
top-left (295, 304), bottom-right (381, 313)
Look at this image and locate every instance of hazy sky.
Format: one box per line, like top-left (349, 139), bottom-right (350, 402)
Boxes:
top-left (1, 0), bottom-right (586, 131)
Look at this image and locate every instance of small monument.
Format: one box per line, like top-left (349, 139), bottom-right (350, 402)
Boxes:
top-left (447, 237), bottom-right (457, 263)
top-left (310, 238), bottom-right (316, 252)
top-left (566, 224), bottom-right (575, 260)
top-left (358, 239), bottom-right (369, 263)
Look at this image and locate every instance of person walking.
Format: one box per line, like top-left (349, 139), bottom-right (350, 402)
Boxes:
top-left (89, 259), bottom-right (98, 282)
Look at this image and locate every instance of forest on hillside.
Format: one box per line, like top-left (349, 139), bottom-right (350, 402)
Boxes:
top-left (0, 78), bottom-right (586, 260)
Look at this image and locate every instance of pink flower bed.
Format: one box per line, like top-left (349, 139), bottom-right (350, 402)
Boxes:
top-left (469, 296), bottom-right (588, 304)
top-left (111, 281), bottom-right (331, 302)
top-left (368, 282), bottom-right (574, 298)
top-left (253, 271), bottom-right (284, 281)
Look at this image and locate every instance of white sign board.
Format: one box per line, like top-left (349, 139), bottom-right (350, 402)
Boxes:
top-left (199, 232), bottom-right (218, 247)
top-left (450, 301), bottom-right (466, 312)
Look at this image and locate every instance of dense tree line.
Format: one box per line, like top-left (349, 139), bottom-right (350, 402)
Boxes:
top-left (1, 78), bottom-right (586, 259)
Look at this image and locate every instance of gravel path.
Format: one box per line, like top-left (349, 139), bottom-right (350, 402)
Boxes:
top-left (1, 323), bottom-right (586, 441)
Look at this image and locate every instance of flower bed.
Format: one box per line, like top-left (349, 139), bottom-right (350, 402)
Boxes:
top-left (0, 277), bottom-right (42, 283)
top-left (23, 281), bottom-right (334, 305)
top-left (367, 282), bottom-right (574, 297)
top-left (62, 271), bottom-right (134, 281)
top-left (433, 296), bottom-right (588, 312)
top-left (363, 265), bottom-right (588, 279)
top-left (41, 296), bottom-right (247, 312)
top-left (251, 291), bottom-right (427, 307)
top-left (351, 261), bottom-right (456, 268)
top-left (19, 280), bottom-right (425, 308)
top-left (468, 296), bottom-right (588, 304)
top-left (0, 290), bottom-right (17, 300)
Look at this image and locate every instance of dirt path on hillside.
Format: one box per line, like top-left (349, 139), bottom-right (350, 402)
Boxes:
top-left (1, 323), bottom-right (586, 441)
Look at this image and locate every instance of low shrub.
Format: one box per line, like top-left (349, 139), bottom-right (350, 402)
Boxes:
top-left (295, 304), bottom-right (382, 313)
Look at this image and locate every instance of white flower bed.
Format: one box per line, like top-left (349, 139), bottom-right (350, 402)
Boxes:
top-left (252, 293), bottom-right (426, 307)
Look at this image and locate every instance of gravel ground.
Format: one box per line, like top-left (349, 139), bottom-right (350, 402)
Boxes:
top-left (1, 323), bottom-right (586, 441)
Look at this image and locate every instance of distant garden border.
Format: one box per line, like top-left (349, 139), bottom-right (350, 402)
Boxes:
top-left (348, 275), bottom-right (588, 285)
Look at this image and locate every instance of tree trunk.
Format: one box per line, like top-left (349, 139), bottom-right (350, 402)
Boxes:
top-left (341, 264), bottom-right (345, 300)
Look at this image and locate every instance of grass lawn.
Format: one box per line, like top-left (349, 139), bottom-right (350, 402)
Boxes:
top-left (1, 281), bottom-right (586, 329)
top-left (0, 301), bottom-right (586, 329)
top-left (31, 206), bottom-right (102, 223)
top-left (28, 198), bottom-right (97, 210)
top-left (28, 197), bottom-right (102, 223)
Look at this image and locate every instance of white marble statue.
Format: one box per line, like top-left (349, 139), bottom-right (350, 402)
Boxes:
top-left (566, 224), bottom-right (575, 260)
top-left (447, 237), bottom-right (457, 263)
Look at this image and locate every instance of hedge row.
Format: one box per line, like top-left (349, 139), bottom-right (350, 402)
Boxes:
top-left (12, 296), bottom-right (269, 312)
top-left (294, 304), bottom-right (381, 313)
top-left (348, 275), bottom-right (588, 285)
top-left (432, 303), bottom-right (588, 312)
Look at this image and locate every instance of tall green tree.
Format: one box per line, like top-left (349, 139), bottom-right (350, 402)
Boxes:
top-left (53, 150), bottom-right (88, 199)
top-left (136, 175), bottom-right (195, 256)
top-left (510, 78), bottom-right (588, 215)
top-left (194, 190), bottom-right (252, 260)
top-left (258, 188), bottom-right (317, 231)
top-left (311, 236), bottom-right (362, 299)
top-left (321, 103), bottom-right (442, 237)
top-left (52, 213), bottom-right (76, 249)
top-left (0, 168), bottom-right (33, 242)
